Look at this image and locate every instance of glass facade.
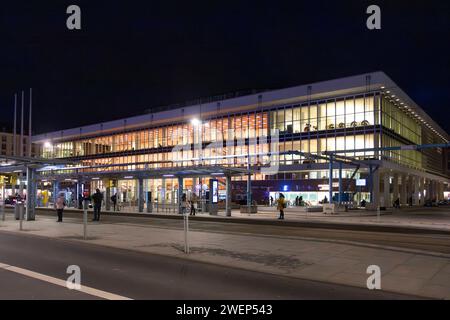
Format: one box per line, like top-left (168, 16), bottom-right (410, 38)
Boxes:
top-left (39, 90), bottom-right (446, 178)
top-left (42, 93), bottom-right (382, 171)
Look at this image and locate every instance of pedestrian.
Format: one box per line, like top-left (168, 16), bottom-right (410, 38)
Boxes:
top-left (92, 189), bottom-right (103, 221)
top-left (360, 199), bottom-right (366, 207)
top-left (277, 193), bottom-right (286, 220)
top-left (270, 196), bottom-right (274, 206)
top-left (54, 193), bottom-right (66, 222)
top-left (190, 199), bottom-right (196, 216)
top-left (393, 197), bottom-right (400, 209)
top-left (111, 193), bottom-right (117, 211)
top-left (181, 193), bottom-right (187, 215)
top-left (78, 193), bottom-right (83, 209)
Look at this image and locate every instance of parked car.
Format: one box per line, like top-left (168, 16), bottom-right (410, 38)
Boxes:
top-left (438, 199), bottom-right (449, 206)
top-left (424, 199), bottom-right (438, 207)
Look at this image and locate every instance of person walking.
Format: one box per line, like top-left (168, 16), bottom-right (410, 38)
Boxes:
top-left (92, 189), bottom-right (103, 221)
top-left (111, 193), bottom-right (117, 211)
top-left (277, 193), bottom-right (286, 220)
top-left (55, 193), bottom-right (66, 222)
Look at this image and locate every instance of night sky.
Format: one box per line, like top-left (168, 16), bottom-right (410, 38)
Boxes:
top-left (0, 1), bottom-right (449, 134)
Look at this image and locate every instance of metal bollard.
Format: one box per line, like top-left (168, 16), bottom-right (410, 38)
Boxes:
top-left (83, 200), bottom-right (88, 240)
top-left (184, 209), bottom-right (189, 254)
top-left (19, 203), bottom-right (24, 231)
top-left (1, 201), bottom-right (5, 221)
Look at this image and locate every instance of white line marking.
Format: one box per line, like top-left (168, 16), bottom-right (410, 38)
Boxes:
top-left (0, 262), bottom-right (132, 300)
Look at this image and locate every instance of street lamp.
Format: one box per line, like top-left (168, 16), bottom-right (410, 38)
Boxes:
top-left (191, 118), bottom-right (201, 126)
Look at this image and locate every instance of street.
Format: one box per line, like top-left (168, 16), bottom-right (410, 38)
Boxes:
top-left (0, 231), bottom-right (418, 300)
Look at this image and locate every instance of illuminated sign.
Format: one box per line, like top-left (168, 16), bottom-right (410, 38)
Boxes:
top-left (318, 183), bottom-right (339, 191)
top-left (356, 179), bottom-right (366, 186)
top-left (212, 179), bottom-right (218, 204)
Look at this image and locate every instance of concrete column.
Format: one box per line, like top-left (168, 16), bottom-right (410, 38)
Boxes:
top-left (19, 173), bottom-right (24, 198)
top-left (105, 186), bottom-right (111, 211)
top-left (178, 176), bottom-right (183, 214)
top-left (392, 173), bottom-right (399, 203)
top-left (438, 182), bottom-right (444, 201)
top-left (53, 180), bottom-right (59, 203)
top-left (400, 174), bottom-right (407, 205)
top-left (413, 176), bottom-right (420, 205)
top-left (25, 167), bottom-right (35, 221)
top-left (407, 175), bottom-right (413, 205)
top-left (431, 180), bottom-right (437, 201)
top-left (382, 173), bottom-right (390, 207)
top-left (425, 179), bottom-right (431, 201)
top-left (161, 178), bottom-right (166, 210)
top-left (246, 173), bottom-right (252, 206)
top-left (371, 168), bottom-right (380, 207)
top-left (76, 182), bottom-right (81, 208)
top-left (146, 179), bottom-right (153, 213)
top-left (418, 177), bottom-right (424, 205)
top-left (138, 178), bottom-right (144, 213)
top-left (338, 163), bottom-right (343, 204)
top-left (226, 175), bottom-right (232, 217)
top-left (328, 156), bottom-right (333, 203)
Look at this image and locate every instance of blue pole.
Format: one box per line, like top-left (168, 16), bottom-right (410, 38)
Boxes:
top-left (329, 155), bottom-right (333, 203)
top-left (338, 162), bottom-right (342, 205)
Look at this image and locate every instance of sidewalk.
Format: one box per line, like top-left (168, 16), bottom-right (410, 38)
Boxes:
top-left (31, 205), bottom-right (450, 233)
top-left (0, 213), bottom-right (449, 299)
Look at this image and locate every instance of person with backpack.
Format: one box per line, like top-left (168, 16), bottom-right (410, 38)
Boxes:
top-left (55, 193), bottom-right (66, 222)
top-left (277, 193), bottom-right (286, 220)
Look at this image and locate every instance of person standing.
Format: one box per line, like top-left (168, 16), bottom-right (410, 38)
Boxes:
top-left (55, 193), bottom-right (66, 222)
top-left (277, 193), bottom-right (286, 220)
top-left (180, 193), bottom-right (187, 215)
top-left (92, 189), bottom-right (103, 221)
top-left (190, 199), bottom-right (196, 216)
top-left (111, 193), bottom-right (117, 211)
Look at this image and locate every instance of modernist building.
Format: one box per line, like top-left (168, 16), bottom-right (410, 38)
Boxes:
top-left (0, 131), bottom-right (40, 157)
top-left (32, 72), bottom-right (450, 211)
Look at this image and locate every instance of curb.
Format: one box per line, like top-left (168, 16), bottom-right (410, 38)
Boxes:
top-left (27, 207), bottom-right (450, 235)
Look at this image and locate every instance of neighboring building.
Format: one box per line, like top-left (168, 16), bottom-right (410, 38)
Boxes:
top-left (32, 72), bottom-right (450, 210)
top-left (0, 130), bottom-right (42, 200)
top-left (0, 131), bottom-right (40, 157)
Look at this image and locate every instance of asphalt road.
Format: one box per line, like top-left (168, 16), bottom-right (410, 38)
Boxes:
top-left (0, 231), bottom-right (419, 300)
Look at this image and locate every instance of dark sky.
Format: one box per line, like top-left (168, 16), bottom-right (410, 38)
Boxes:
top-left (0, 0), bottom-right (449, 134)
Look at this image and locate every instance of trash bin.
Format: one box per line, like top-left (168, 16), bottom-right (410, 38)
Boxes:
top-left (15, 202), bottom-right (24, 220)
